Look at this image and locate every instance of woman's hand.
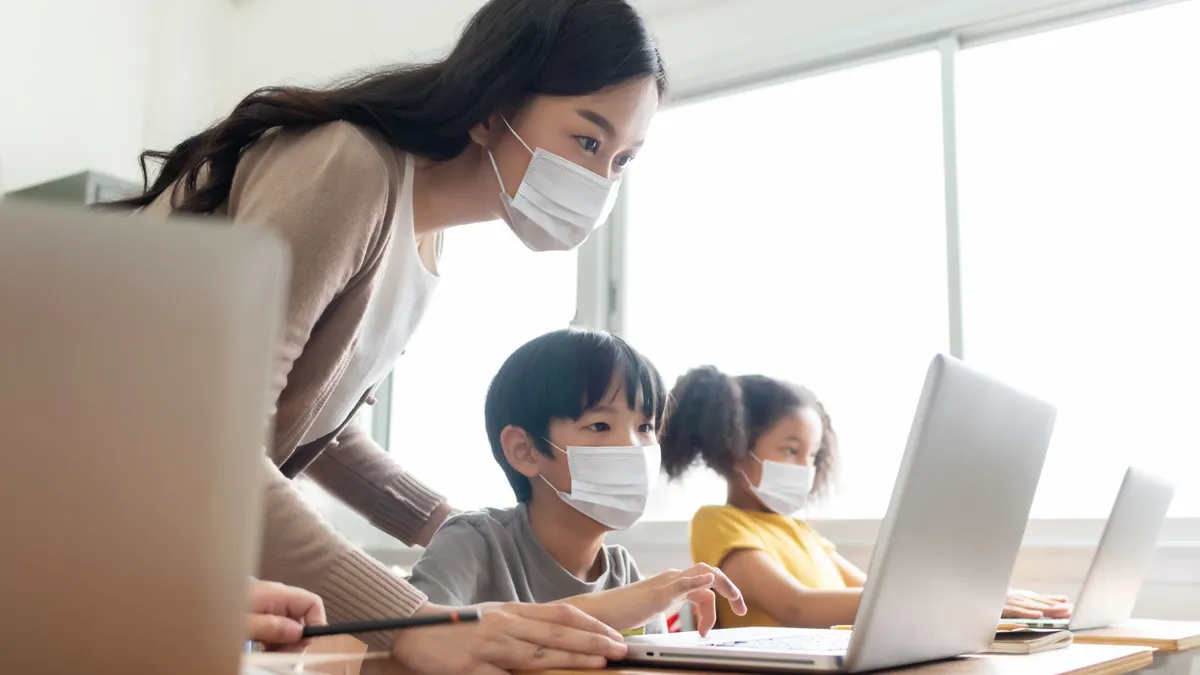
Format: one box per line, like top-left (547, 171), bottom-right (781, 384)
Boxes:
top-left (246, 580), bottom-right (326, 651)
top-left (1002, 589), bottom-right (1071, 619)
top-left (564, 564), bottom-right (747, 637)
top-left (389, 602), bottom-right (628, 675)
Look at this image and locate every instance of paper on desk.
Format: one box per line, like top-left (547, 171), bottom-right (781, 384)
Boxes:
top-left (242, 650), bottom-right (390, 675)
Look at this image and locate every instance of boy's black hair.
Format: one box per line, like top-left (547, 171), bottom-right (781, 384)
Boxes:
top-left (485, 328), bottom-right (667, 502)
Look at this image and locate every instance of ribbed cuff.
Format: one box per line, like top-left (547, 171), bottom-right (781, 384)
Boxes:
top-left (321, 548), bottom-right (427, 651)
top-left (369, 471), bottom-right (447, 545)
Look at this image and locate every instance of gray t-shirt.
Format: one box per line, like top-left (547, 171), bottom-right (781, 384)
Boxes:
top-left (408, 504), bottom-right (667, 634)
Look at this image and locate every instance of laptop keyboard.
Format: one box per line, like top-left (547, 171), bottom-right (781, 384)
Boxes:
top-left (710, 632), bottom-right (852, 653)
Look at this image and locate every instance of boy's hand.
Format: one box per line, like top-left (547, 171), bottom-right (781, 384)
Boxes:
top-left (563, 564), bottom-right (747, 637)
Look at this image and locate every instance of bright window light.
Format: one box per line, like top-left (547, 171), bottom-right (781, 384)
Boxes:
top-left (626, 51), bottom-right (949, 520)
top-left (957, 1), bottom-right (1200, 517)
top-left (386, 225), bottom-right (577, 511)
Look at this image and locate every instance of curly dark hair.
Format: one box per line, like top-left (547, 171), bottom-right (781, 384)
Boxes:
top-left (660, 366), bottom-right (839, 503)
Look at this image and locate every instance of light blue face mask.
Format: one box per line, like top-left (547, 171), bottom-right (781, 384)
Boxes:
top-left (487, 116), bottom-right (621, 252)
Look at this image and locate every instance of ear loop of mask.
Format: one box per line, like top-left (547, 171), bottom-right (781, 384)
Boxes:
top-left (487, 151), bottom-right (508, 195)
top-left (739, 452), bottom-right (766, 488)
top-left (536, 437), bottom-right (567, 493)
top-left (488, 115), bottom-right (534, 198)
top-left (501, 116), bottom-right (534, 154)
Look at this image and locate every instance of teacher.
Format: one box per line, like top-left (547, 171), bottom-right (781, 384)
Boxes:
top-left (107, 0), bottom-right (666, 672)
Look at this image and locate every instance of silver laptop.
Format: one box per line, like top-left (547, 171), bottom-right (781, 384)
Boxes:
top-left (1015, 466), bottom-right (1175, 632)
top-left (625, 354), bottom-right (1057, 672)
top-left (0, 203), bottom-right (289, 675)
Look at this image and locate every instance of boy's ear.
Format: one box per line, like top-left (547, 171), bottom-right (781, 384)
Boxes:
top-left (500, 425), bottom-right (541, 479)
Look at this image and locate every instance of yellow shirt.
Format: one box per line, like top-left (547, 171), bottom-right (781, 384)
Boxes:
top-left (690, 505), bottom-right (847, 629)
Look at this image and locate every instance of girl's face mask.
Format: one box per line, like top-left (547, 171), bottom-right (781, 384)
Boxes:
top-left (743, 453), bottom-right (815, 516)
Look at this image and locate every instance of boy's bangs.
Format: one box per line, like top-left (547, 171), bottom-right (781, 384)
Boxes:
top-left (579, 339), bottom-right (667, 429)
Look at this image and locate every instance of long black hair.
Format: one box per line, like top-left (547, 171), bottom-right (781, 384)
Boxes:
top-left (103, 0), bottom-right (666, 214)
top-left (660, 366), bottom-right (840, 502)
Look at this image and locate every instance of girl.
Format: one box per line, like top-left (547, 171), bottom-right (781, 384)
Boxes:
top-left (104, 0), bottom-right (664, 672)
top-left (660, 366), bottom-right (1070, 630)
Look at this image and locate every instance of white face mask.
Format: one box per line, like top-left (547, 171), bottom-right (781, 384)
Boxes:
top-left (538, 441), bottom-right (659, 530)
top-left (744, 453), bottom-right (815, 516)
top-left (488, 117), bottom-right (620, 252)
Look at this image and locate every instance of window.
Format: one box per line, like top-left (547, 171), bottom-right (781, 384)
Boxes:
top-left (386, 225), bottom-right (578, 511)
top-left (626, 52), bottom-right (949, 520)
top-left (957, 1), bottom-right (1200, 517)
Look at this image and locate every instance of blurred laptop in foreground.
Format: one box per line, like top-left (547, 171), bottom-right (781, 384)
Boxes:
top-left (0, 203), bottom-right (289, 675)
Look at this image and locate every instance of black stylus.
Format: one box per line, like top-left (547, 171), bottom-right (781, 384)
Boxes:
top-left (301, 608), bottom-right (482, 639)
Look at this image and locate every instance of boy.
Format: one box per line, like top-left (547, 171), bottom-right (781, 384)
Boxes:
top-left (408, 328), bottom-right (744, 636)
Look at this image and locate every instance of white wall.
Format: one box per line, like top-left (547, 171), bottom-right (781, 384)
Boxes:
top-left (0, 0), bottom-right (232, 194)
top-left (229, 0), bottom-right (486, 93)
top-left (141, 0), bottom-right (235, 151)
top-left (0, 0), bottom-right (154, 192)
top-left (0, 0), bottom-right (1132, 193)
top-left (225, 0), bottom-right (1142, 102)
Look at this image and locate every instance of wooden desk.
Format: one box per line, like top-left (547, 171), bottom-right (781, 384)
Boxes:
top-left (1071, 619), bottom-right (1200, 653)
top-left (271, 639), bottom-right (1154, 675)
top-left (526, 644), bottom-right (1153, 675)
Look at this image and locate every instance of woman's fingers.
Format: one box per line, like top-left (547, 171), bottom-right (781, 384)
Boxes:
top-left (281, 587), bottom-right (326, 627)
top-left (507, 602), bottom-right (624, 641)
top-left (248, 580), bottom-right (326, 628)
top-left (479, 630), bottom-right (609, 672)
top-left (501, 604), bottom-right (627, 660)
top-left (463, 666), bottom-right (508, 675)
top-left (247, 613), bottom-right (304, 645)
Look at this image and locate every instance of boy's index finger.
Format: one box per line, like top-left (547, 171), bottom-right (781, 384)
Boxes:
top-left (672, 573), bottom-right (716, 595)
top-left (707, 568), bottom-right (744, 601)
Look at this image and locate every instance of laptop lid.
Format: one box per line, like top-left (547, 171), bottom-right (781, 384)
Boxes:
top-left (1069, 467), bottom-right (1175, 631)
top-left (0, 204), bottom-right (289, 675)
top-left (844, 354), bottom-right (1056, 672)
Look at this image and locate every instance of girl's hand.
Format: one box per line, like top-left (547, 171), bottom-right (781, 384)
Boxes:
top-left (1002, 589), bottom-right (1071, 619)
